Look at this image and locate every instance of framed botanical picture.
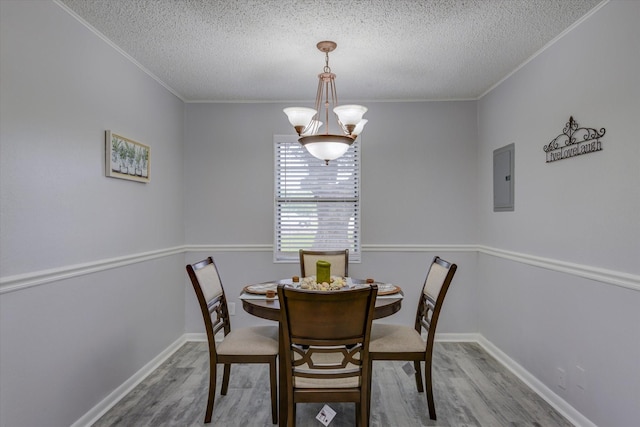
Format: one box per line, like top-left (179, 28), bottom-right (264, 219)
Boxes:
top-left (105, 130), bottom-right (150, 183)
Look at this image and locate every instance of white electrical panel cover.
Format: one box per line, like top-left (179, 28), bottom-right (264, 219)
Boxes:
top-left (493, 143), bottom-right (514, 212)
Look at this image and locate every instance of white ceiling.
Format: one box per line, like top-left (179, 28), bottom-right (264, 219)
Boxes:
top-left (57, 0), bottom-right (604, 103)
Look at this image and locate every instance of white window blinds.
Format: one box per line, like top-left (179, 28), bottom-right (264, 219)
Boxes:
top-left (274, 135), bottom-right (361, 262)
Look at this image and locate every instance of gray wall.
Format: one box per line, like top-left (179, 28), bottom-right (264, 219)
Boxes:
top-left (183, 101), bottom-right (479, 333)
top-left (0, 2), bottom-right (185, 426)
top-left (476, 1), bottom-right (640, 426)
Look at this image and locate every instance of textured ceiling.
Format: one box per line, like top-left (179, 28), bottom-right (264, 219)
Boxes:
top-left (57, 0), bottom-right (604, 102)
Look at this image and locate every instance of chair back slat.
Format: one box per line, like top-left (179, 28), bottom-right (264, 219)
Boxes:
top-left (423, 262), bottom-right (450, 300)
top-left (299, 249), bottom-right (349, 277)
top-left (208, 296), bottom-right (228, 337)
top-left (292, 344), bottom-right (363, 378)
top-left (415, 257), bottom-right (457, 341)
top-left (186, 257), bottom-right (231, 354)
top-left (284, 289), bottom-right (370, 341)
top-left (417, 294), bottom-right (433, 332)
top-left (195, 263), bottom-right (224, 302)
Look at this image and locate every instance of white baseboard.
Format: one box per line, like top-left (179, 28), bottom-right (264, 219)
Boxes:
top-left (184, 332), bottom-right (207, 342)
top-left (476, 335), bottom-right (597, 427)
top-left (70, 335), bottom-right (187, 427)
top-left (435, 332), bottom-right (481, 342)
top-left (428, 333), bottom-right (596, 427)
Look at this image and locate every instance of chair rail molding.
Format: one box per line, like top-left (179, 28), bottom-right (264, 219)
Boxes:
top-left (2, 243), bottom-right (638, 294)
top-left (477, 245), bottom-right (640, 292)
top-left (0, 246), bottom-right (186, 294)
top-left (362, 244), bottom-right (476, 252)
top-left (185, 243), bottom-right (273, 252)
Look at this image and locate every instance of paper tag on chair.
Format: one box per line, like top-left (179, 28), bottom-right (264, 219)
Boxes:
top-left (402, 362), bottom-right (416, 376)
top-left (316, 404), bottom-right (337, 426)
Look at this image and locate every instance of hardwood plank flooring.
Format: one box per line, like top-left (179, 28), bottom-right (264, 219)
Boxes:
top-left (92, 342), bottom-right (573, 427)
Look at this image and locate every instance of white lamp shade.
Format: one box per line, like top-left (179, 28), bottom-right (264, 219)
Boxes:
top-left (283, 107), bottom-right (316, 127)
top-left (351, 119), bottom-right (368, 137)
top-left (333, 104), bottom-right (368, 126)
top-left (305, 141), bottom-right (351, 161)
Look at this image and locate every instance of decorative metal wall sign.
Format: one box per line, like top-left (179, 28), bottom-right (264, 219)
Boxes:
top-left (543, 116), bottom-right (605, 163)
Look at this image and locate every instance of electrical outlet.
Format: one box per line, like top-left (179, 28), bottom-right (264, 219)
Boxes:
top-left (576, 365), bottom-right (586, 390)
top-left (228, 302), bottom-right (236, 316)
top-left (557, 367), bottom-right (566, 390)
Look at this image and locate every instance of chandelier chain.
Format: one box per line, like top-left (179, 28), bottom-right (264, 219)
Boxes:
top-left (324, 51), bottom-right (331, 73)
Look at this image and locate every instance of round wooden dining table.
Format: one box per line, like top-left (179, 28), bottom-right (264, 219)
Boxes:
top-left (241, 286), bottom-right (403, 320)
top-left (241, 279), bottom-right (403, 426)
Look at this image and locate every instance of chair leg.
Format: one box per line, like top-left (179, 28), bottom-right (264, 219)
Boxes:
top-left (269, 359), bottom-right (278, 424)
top-left (425, 360), bottom-right (436, 420)
top-left (221, 363), bottom-right (231, 395)
top-left (413, 361), bottom-right (424, 392)
top-left (364, 361), bottom-right (372, 427)
top-left (363, 401), bottom-right (369, 427)
top-left (356, 359), bottom-right (373, 427)
top-left (288, 402), bottom-right (296, 427)
top-left (366, 359), bottom-right (373, 424)
top-left (356, 400), bottom-right (369, 427)
top-left (205, 361), bottom-right (216, 423)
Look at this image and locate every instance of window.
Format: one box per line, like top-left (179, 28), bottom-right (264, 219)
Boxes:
top-left (274, 135), bottom-right (360, 262)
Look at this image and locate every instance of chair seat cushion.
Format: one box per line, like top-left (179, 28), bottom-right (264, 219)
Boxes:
top-left (369, 323), bottom-right (426, 353)
top-left (294, 375), bottom-right (360, 389)
top-left (218, 325), bottom-right (279, 355)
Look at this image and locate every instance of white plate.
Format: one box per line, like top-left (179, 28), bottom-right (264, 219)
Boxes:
top-left (374, 283), bottom-right (400, 295)
top-left (243, 283), bottom-right (278, 294)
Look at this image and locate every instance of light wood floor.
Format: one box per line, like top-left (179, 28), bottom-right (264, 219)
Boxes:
top-left (93, 341), bottom-right (573, 427)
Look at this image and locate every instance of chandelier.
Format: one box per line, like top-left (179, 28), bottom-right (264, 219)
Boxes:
top-left (284, 41), bottom-right (368, 165)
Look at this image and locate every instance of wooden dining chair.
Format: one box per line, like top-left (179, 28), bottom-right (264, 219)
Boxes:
top-left (299, 249), bottom-right (349, 277)
top-left (186, 257), bottom-right (278, 424)
top-left (368, 256), bottom-right (457, 420)
top-left (277, 284), bottom-right (378, 427)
